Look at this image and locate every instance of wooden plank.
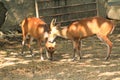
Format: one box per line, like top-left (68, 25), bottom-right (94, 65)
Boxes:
top-left (38, 0), bottom-right (50, 2)
top-left (39, 3), bottom-right (96, 16)
top-left (41, 9), bottom-right (97, 24)
top-left (38, 0), bottom-right (96, 9)
top-left (35, 0), bottom-right (39, 18)
top-left (40, 9), bottom-right (97, 18)
top-left (38, 0), bottom-right (96, 4)
top-left (37, 0), bottom-right (97, 26)
top-left (38, 2), bottom-right (96, 10)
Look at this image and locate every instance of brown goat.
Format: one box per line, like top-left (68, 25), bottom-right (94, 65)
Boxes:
top-left (48, 16), bottom-right (115, 60)
top-left (21, 17), bottom-right (55, 60)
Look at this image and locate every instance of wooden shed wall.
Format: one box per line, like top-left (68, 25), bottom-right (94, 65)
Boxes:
top-left (37, 0), bottom-right (97, 26)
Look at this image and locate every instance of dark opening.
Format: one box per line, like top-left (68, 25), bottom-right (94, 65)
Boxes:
top-left (0, 2), bottom-right (7, 28)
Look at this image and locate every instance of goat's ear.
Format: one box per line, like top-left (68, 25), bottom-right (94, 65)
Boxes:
top-left (53, 42), bottom-right (56, 46)
top-left (56, 23), bottom-right (61, 27)
top-left (50, 18), bottom-right (56, 29)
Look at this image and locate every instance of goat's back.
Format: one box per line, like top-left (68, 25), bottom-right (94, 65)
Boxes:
top-left (21, 17), bottom-right (49, 40)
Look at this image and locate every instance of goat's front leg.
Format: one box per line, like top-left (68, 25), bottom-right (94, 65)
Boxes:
top-left (38, 40), bottom-right (44, 61)
top-left (72, 40), bottom-right (82, 61)
top-left (27, 37), bottom-right (34, 57)
top-left (21, 37), bottom-right (26, 56)
top-left (77, 40), bottom-right (82, 60)
top-left (40, 47), bottom-right (44, 61)
top-left (46, 50), bottom-right (53, 61)
top-left (72, 40), bottom-right (77, 61)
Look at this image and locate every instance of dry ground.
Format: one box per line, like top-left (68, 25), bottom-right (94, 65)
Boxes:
top-left (0, 27), bottom-right (120, 80)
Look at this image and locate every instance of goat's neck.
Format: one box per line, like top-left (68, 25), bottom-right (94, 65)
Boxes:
top-left (44, 32), bottom-right (49, 39)
top-left (58, 27), bottom-right (68, 39)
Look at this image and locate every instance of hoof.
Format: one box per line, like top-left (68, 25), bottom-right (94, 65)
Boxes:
top-left (48, 58), bottom-right (53, 61)
top-left (71, 58), bottom-right (76, 61)
top-left (105, 55), bottom-right (110, 60)
top-left (78, 57), bottom-right (82, 60)
top-left (40, 57), bottom-right (44, 61)
top-left (20, 53), bottom-right (25, 56)
top-left (105, 57), bottom-right (109, 61)
top-left (31, 54), bottom-right (35, 57)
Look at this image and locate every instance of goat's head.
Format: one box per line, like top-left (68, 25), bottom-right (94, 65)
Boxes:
top-left (48, 19), bottom-right (61, 43)
top-left (45, 41), bottom-right (56, 60)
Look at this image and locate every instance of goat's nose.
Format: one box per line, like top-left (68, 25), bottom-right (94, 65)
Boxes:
top-left (48, 47), bottom-right (54, 50)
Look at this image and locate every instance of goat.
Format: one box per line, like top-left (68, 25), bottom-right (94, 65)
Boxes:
top-left (20, 17), bottom-right (55, 60)
top-left (48, 16), bottom-right (115, 60)
top-left (45, 41), bottom-right (56, 60)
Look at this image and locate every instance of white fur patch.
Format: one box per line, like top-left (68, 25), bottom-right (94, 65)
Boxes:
top-left (44, 32), bottom-right (48, 39)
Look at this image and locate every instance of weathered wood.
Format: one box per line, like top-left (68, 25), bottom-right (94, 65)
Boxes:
top-left (37, 0), bottom-right (97, 26)
top-left (35, 0), bottom-right (39, 18)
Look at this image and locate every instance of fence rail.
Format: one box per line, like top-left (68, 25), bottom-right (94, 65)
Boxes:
top-left (36, 0), bottom-right (97, 26)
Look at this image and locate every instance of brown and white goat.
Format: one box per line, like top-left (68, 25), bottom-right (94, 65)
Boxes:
top-left (45, 41), bottom-right (56, 60)
top-left (48, 16), bottom-right (115, 60)
top-left (21, 17), bottom-right (56, 60)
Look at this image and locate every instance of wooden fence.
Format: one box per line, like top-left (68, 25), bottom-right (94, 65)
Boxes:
top-left (36, 0), bottom-right (97, 26)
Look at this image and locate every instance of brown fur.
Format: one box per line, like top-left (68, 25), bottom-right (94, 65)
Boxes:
top-left (21, 17), bottom-right (52, 60)
top-left (67, 16), bottom-right (114, 39)
top-left (45, 41), bottom-right (56, 60)
top-left (50, 16), bottom-right (115, 60)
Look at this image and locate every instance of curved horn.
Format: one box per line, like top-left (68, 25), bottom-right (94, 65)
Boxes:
top-left (50, 18), bottom-right (56, 29)
top-left (54, 18), bottom-right (56, 25)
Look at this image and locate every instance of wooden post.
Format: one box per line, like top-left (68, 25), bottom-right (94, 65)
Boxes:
top-left (35, 0), bottom-right (39, 18)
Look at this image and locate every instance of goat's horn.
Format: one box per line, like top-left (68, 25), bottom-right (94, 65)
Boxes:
top-left (50, 18), bottom-right (56, 29)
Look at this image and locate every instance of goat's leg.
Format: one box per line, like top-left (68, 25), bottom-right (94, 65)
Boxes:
top-left (27, 37), bottom-right (34, 56)
top-left (72, 41), bottom-right (77, 61)
top-left (40, 47), bottom-right (44, 61)
top-left (49, 52), bottom-right (53, 61)
top-left (97, 35), bottom-right (112, 60)
top-left (104, 36), bottom-right (112, 60)
top-left (38, 40), bottom-right (44, 61)
top-left (72, 40), bottom-right (82, 60)
top-left (21, 35), bottom-right (26, 55)
top-left (77, 40), bottom-right (82, 60)
top-left (46, 50), bottom-right (49, 59)
top-left (46, 51), bottom-right (53, 60)
top-left (21, 29), bottom-right (28, 55)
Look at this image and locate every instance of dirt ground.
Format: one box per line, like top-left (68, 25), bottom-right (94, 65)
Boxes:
top-left (0, 27), bottom-right (120, 80)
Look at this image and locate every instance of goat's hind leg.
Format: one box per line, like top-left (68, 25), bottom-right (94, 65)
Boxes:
top-left (104, 36), bottom-right (112, 60)
top-left (38, 40), bottom-right (44, 61)
top-left (21, 36), bottom-right (26, 56)
top-left (97, 35), bottom-right (112, 60)
top-left (27, 36), bottom-right (34, 57)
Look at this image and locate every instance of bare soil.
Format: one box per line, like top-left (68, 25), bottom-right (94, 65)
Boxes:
top-left (0, 28), bottom-right (120, 80)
